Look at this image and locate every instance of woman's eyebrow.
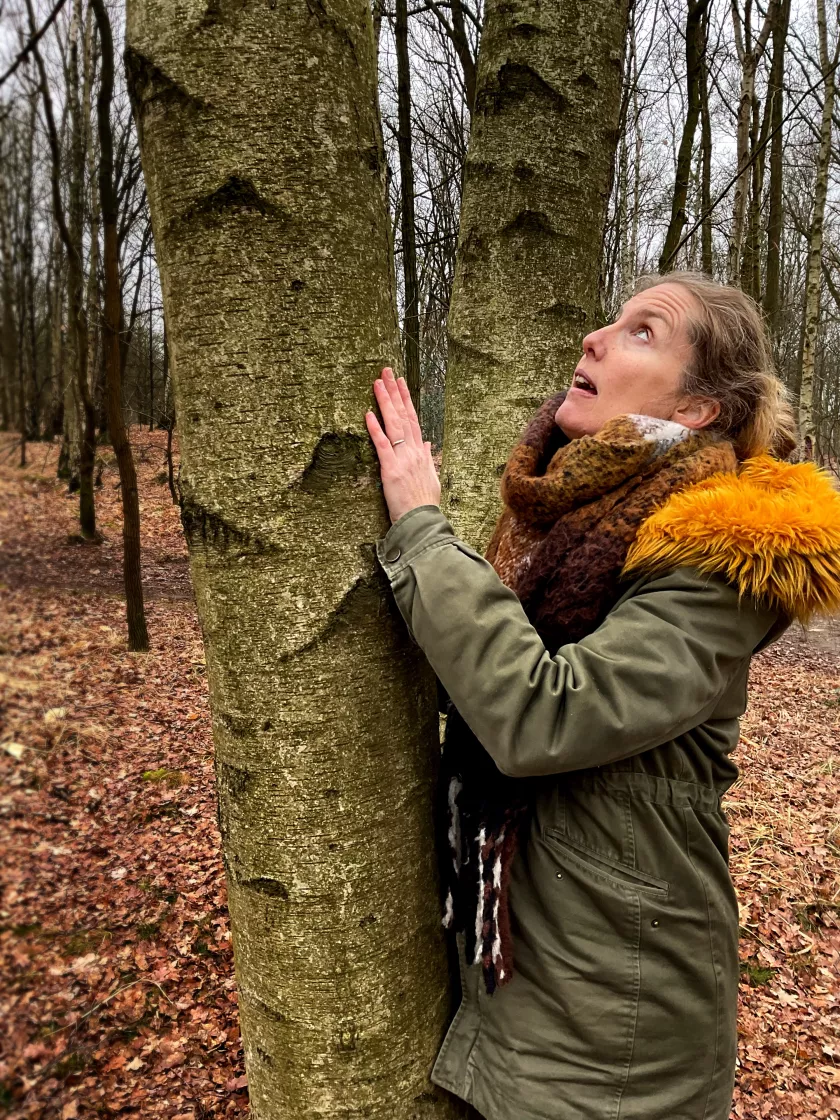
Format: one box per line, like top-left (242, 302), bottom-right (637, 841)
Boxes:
top-left (629, 307), bottom-right (672, 334)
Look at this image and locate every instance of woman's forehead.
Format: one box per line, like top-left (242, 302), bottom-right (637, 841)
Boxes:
top-left (619, 284), bottom-right (699, 335)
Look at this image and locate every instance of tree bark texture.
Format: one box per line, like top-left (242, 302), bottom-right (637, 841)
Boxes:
top-left (125, 0), bottom-right (462, 1115)
top-left (441, 0), bottom-right (630, 550)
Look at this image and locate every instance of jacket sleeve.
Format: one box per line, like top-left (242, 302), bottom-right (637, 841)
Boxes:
top-left (375, 504), bottom-right (779, 778)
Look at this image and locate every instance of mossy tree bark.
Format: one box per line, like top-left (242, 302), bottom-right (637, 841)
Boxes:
top-left (440, 0), bottom-right (631, 550)
top-left (125, 0), bottom-right (462, 1116)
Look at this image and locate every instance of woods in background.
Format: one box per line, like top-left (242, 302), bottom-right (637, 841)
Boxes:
top-left (376, 0), bottom-right (840, 462)
top-left (2, 0), bottom-right (839, 485)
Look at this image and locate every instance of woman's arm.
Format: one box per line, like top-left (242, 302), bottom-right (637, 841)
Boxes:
top-left (376, 505), bottom-right (779, 777)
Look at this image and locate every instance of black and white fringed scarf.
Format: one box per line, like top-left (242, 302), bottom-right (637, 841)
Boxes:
top-left (438, 393), bottom-right (737, 994)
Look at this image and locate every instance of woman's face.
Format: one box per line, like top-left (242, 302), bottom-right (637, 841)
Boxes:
top-left (554, 282), bottom-right (720, 439)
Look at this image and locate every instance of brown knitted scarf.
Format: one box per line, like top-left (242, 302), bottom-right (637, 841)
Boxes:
top-left (440, 392), bottom-right (736, 994)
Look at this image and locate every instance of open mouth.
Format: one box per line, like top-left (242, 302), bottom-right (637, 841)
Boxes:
top-left (572, 370), bottom-right (597, 396)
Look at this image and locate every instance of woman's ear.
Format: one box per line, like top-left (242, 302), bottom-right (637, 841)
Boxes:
top-left (671, 396), bottom-right (721, 431)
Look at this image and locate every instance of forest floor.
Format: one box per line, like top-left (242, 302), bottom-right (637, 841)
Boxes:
top-left (1, 429), bottom-right (839, 1120)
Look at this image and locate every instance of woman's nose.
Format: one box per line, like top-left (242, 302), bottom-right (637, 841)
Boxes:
top-left (581, 326), bottom-right (606, 360)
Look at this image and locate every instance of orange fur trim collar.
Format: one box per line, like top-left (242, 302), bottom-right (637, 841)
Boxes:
top-left (623, 454), bottom-right (840, 622)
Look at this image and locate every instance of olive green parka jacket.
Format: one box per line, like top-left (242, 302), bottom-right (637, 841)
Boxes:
top-left (375, 456), bottom-right (840, 1120)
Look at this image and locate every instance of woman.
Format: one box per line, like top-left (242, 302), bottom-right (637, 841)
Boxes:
top-left (364, 272), bottom-right (840, 1120)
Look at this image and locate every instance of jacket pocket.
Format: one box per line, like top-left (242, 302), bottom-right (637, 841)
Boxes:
top-left (544, 827), bottom-right (670, 897)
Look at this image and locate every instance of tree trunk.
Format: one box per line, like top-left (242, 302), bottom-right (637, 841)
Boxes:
top-left (699, 9), bottom-right (713, 274)
top-left (441, 0), bottom-right (631, 550)
top-left (28, 0), bottom-right (98, 535)
top-left (47, 228), bottom-right (66, 439)
top-left (22, 93), bottom-right (40, 443)
top-left (125, 0), bottom-right (462, 1114)
top-left (659, 0), bottom-right (711, 273)
top-left (59, 375), bottom-right (83, 486)
top-left (395, 0), bottom-right (421, 401)
top-left (742, 77), bottom-right (769, 301)
top-left (727, 0), bottom-right (774, 287)
top-left (764, 0), bottom-right (791, 339)
top-left (70, 0), bottom-right (98, 530)
top-left (91, 0), bottom-right (149, 653)
top-left (450, 0), bottom-right (477, 116)
top-left (798, 0), bottom-right (838, 460)
top-left (0, 141), bottom-right (18, 436)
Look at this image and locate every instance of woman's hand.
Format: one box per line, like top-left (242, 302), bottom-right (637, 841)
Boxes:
top-left (366, 367), bottom-right (441, 524)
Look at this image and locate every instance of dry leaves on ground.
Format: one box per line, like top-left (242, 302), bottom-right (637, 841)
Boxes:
top-left (1, 429), bottom-right (839, 1120)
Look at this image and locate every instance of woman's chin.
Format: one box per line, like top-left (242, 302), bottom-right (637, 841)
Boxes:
top-left (555, 397), bottom-right (599, 439)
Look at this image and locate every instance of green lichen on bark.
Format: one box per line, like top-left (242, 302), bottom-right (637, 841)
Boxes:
top-left (441, 0), bottom-right (631, 551)
top-left (125, 0), bottom-right (461, 1113)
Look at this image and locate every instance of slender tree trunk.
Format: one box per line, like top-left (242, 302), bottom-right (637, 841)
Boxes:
top-left (764, 0), bottom-right (791, 338)
top-left (798, 0), bottom-right (838, 460)
top-left (0, 141), bottom-right (18, 436)
top-left (120, 221), bottom-right (151, 378)
top-left (728, 64), bottom-right (754, 281)
top-left (148, 253), bottom-right (155, 428)
top-left (83, 6), bottom-right (109, 443)
top-left (631, 47), bottom-right (642, 292)
top-left (28, 0), bottom-right (98, 535)
top-left (71, 0), bottom-right (98, 527)
top-left (617, 121), bottom-right (631, 304)
top-left (163, 322), bottom-right (179, 504)
top-left (91, 0), bottom-right (149, 652)
top-left (126, 0), bottom-right (462, 1113)
top-left (699, 10), bottom-right (713, 274)
top-left (441, 0), bottom-right (631, 550)
top-left (22, 93), bottom-right (39, 442)
top-left (395, 0), bottom-right (421, 401)
top-left (742, 80), bottom-right (769, 301)
top-left (728, 0), bottom-right (774, 286)
top-left (659, 0), bottom-right (711, 273)
top-left (450, 0), bottom-right (477, 115)
top-left (372, 0), bottom-right (385, 57)
top-left (17, 316), bottom-right (27, 467)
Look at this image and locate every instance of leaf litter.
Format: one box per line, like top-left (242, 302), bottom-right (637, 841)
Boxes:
top-left (1, 430), bottom-right (838, 1119)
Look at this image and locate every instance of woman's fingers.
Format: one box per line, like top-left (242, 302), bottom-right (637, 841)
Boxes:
top-left (395, 376), bottom-right (425, 446)
top-left (381, 367), bottom-right (422, 446)
top-left (374, 376), bottom-right (406, 445)
top-left (365, 409), bottom-right (396, 464)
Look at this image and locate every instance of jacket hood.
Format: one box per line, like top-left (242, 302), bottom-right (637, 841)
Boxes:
top-left (623, 454), bottom-right (840, 622)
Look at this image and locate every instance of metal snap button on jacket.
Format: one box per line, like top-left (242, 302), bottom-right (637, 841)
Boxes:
top-left (384, 546), bottom-right (401, 563)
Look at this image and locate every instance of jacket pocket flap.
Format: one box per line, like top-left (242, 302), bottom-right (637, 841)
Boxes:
top-left (544, 827), bottom-right (670, 896)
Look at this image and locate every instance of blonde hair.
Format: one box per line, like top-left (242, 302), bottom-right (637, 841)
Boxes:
top-left (634, 271), bottom-right (797, 460)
